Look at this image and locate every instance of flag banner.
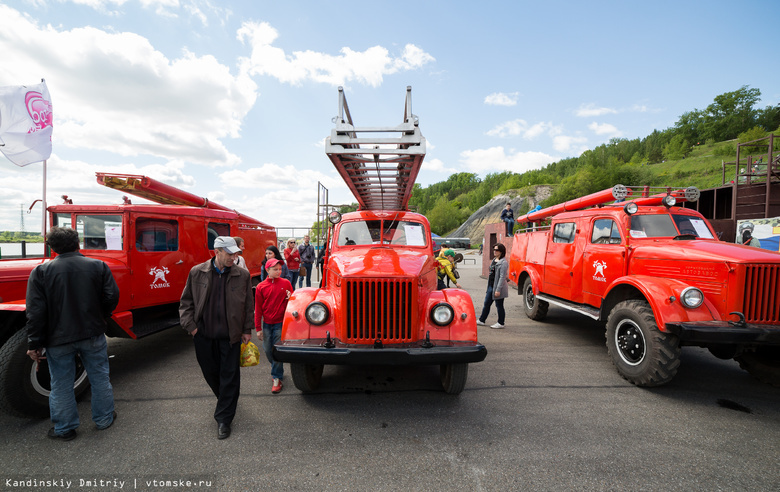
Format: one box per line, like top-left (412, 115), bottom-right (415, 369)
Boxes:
top-left (0, 80), bottom-right (53, 166)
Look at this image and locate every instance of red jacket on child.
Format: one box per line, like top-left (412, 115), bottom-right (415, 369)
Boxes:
top-left (254, 276), bottom-right (292, 328)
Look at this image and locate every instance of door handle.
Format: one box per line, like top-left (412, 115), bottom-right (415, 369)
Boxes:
top-left (176, 260), bottom-right (184, 265)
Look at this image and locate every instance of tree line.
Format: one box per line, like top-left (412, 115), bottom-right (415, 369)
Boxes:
top-left (409, 86), bottom-right (780, 235)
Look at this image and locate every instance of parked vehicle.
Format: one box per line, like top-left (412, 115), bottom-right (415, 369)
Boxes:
top-left (0, 173), bottom-right (275, 417)
top-left (273, 87), bottom-right (487, 394)
top-left (508, 185), bottom-right (780, 387)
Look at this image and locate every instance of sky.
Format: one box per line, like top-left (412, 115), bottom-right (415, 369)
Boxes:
top-left (1, 0), bottom-right (778, 234)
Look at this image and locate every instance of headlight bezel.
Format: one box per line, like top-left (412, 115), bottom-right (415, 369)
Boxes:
top-left (430, 302), bottom-right (455, 326)
top-left (680, 287), bottom-right (704, 309)
top-left (305, 301), bottom-right (330, 325)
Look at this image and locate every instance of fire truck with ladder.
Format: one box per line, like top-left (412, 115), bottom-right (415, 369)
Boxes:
top-left (508, 185), bottom-right (780, 387)
top-left (272, 86), bottom-right (487, 394)
top-left (0, 174), bottom-right (276, 417)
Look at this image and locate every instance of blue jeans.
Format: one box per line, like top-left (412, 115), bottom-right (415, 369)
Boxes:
top-left (46, 335), bottom-right (114, 434)
top-left (478, 285), bottom-right (505, 325)
top-left (299, 262), bottom-right (314, 288)
top-left (289, 271), bottom-right (299, 291)
top-left (262, 322), bottom-right (284, 379)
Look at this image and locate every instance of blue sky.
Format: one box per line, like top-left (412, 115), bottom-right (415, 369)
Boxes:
top-left (1, 0), bottom-right (778, 233)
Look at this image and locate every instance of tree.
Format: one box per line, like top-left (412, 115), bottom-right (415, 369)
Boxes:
top-left (702, 86), bottom-right (761, 141)
top-left (663, 134), bottom-right (691, 161)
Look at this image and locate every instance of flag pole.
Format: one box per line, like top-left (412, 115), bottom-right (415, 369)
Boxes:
top-left (42, 159), bottom-right (47, 235)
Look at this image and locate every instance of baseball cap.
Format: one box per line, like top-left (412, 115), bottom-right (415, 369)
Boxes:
top-left (214, 236), bottom-right (241, 254)
top-left (266, 258), bottom-right (282, 270)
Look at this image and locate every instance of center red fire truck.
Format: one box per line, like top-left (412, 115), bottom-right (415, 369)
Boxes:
top-left (272, 87), bottom-right (487, 394)
top-left (508, 185), bottom-right (780, 387)
top-left (0, 174), bottom-right (275, 417)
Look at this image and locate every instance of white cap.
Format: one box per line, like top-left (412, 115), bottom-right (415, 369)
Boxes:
top-left (214, 236), bottom-right (241, 254)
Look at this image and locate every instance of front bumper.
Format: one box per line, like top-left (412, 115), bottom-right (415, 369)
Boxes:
top-left (665, 321), bottom-right (780, 345)
top-left (273, 339), bottom-right (488, 365)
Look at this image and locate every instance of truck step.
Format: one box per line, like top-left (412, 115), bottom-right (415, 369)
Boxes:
top-left (536, 294), bottom-right (600, 320)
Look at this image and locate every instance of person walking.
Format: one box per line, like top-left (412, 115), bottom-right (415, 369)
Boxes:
top-left (476, 243), bottom-right (509, 329)
top-left (284, 238), bottom-right (301, 290)
top-left (254, 258), bottom-right (293, 394)
top-left (298, 235), bottom-right (316, 288)
top-left (179, 236), bottom-right (253, 439)
top-left (25, 226), bottom-right (120, 441)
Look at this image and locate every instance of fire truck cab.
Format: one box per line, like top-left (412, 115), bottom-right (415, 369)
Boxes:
top-left (273, 87), bottom-right (487, 394)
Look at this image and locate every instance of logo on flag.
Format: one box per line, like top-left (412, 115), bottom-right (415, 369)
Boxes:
top-left (0, 80), bottom-right (53, 166)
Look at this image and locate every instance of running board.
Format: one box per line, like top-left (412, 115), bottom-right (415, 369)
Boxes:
top-left (536, 294), bottom-right (601, 320)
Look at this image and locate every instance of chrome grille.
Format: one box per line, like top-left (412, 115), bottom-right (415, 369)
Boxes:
top-left (345, 279), bottom-right (414, 343)
top-left (743, 265), bottom-right (780, 324)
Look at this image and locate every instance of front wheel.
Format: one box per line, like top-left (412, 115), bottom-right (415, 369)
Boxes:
top-left (0, 330), bottom-right (90, 418)
top-left (290, 363), bottom-right (324, 392)
top-left (735, 347), bottom-right (780, 387)
top-left (521, 277), bottom-right (548, 321)
top-left (440, 363), bottom-right (468, 394)
top-left (605, 300), bottom-right (681, 387)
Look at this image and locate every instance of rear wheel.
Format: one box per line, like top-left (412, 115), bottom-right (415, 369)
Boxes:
top-left (521, 277), bottom-right (548, 321)
top-left (290, 363), bottom-right (324, 392)
top-left (0, 330), bottom-right (90, 418)
top-left (605, 300), bottom-right (680, 387)
top-left (440, 363), bottom-right (468, 394)
top-left (735, 347), bottom-right (780, 387)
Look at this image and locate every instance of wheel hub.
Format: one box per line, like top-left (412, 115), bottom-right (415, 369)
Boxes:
top-left (616, 320), bottom-right (646, 365)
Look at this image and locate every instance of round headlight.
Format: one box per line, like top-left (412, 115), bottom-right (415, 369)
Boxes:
top-left (680, 287), bottom-right (704, 308)
top-left (305, 302), bottom-right (330, 325)
top-left (662, 194), bottom-right (677, 208)
top-left (328, 210), bottom-right (342, 224)
top-left (623, 202), bottom-right (638, 215)
top-left (430, 303), bottom-right (454, 326)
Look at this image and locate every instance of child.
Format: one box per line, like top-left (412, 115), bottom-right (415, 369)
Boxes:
top-left (254, 258), bottom-right (292, 394)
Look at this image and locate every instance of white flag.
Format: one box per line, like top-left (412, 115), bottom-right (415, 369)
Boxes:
top-left (0, 80), bottom-right (53, 166)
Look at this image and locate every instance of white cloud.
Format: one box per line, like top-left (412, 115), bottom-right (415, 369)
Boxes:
top-left (236, 21), bottom-right (434, 87)
top-left (588, 122), bottom-right (622, 137)
top-left (486, 119), bottom-right (562, 140)
top-left (0, 5), bottom-right (257, 168)
top-left (575, 103), bottom-right (618, 117)
top-left (553, 135), bottom-right (589, 154)
top-left (484, 92), bottom-right (519, 106)
top-left (422, 158), bottom-right (457, 173)
top-left (459, 146), bottom-right (555, 175)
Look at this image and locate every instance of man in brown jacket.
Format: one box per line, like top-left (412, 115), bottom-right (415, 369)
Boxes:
top-left (179, 236), bottom-right (252, 439)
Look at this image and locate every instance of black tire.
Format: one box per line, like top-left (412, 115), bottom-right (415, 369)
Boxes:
top-left (521, 277), bottom-right (548, 321)
top-left (605, 300), bottom-right (681, 387)
top-left (440, 363), bottom-right (468, 394)
top-left (0, 330), bottom-right (90, 418)
top-left (290, 363), bottom-right (324, 392)
top-left (735, 347), bottom-right (780, 387)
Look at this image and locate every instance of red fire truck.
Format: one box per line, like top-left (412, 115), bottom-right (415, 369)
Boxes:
top-left (508, 185), bottom-right (780, 387)
top-left (273, 87), bottom-right (487, 394)
top-left (0, 174), bottom-right (275, 417)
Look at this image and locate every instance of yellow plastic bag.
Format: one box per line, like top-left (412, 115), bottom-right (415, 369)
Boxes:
top-left (240, 341), bottom-right (261, 367)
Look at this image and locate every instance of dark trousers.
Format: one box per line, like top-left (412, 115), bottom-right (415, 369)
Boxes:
top-left (193, 334), bottom-right (241, 424)
top-left (479, 285), bottom-right (505, 325)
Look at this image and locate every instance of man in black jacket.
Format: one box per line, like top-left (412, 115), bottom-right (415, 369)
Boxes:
top-left (26, 226), bottom-right (120, 441)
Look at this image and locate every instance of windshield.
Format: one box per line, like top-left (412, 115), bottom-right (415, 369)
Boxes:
top-left (629, 213), bottom-right (714, 239)
top-left (336, 219), bottom-right (427, 247)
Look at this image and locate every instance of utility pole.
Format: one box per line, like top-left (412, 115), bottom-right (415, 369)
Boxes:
top-left (18, 203), bottom-right (25, 238)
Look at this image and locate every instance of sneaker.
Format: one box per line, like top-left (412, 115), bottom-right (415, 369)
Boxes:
top-left (476, 320), bottom-right (486, 326)
top-left (47, 428), bottom-right (77, 441)
top-left (272, 378), bottom-right (283, 394)
top-left (490, 323), bottom-right (505, 329)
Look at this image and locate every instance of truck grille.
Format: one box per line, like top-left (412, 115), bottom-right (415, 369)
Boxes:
top-left (743, 265), bottom-right (780, 324)
top-left (345, 279), bottom-right (415, 343)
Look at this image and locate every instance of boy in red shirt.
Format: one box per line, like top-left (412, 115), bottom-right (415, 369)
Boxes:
top-left (254, 258), bottom-right (292, 393)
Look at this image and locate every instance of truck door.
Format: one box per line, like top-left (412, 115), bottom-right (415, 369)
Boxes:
top-left (582, 217), bottom-right (626, 307)
top-left (130, 216), bottom-right (188, 308)
top-left (543, 221), bottom-right (576, 298)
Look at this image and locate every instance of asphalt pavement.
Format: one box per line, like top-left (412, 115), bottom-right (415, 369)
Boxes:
top-left (1, 252), bottom-right (779, 491)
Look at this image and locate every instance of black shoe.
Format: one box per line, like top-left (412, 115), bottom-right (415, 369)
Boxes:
top-left (47, 427), bottom-right (77, 441)
top-left (217, 423), bottom-right (231, 440)
top-left (97, 411), bottom-right (118, 430)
